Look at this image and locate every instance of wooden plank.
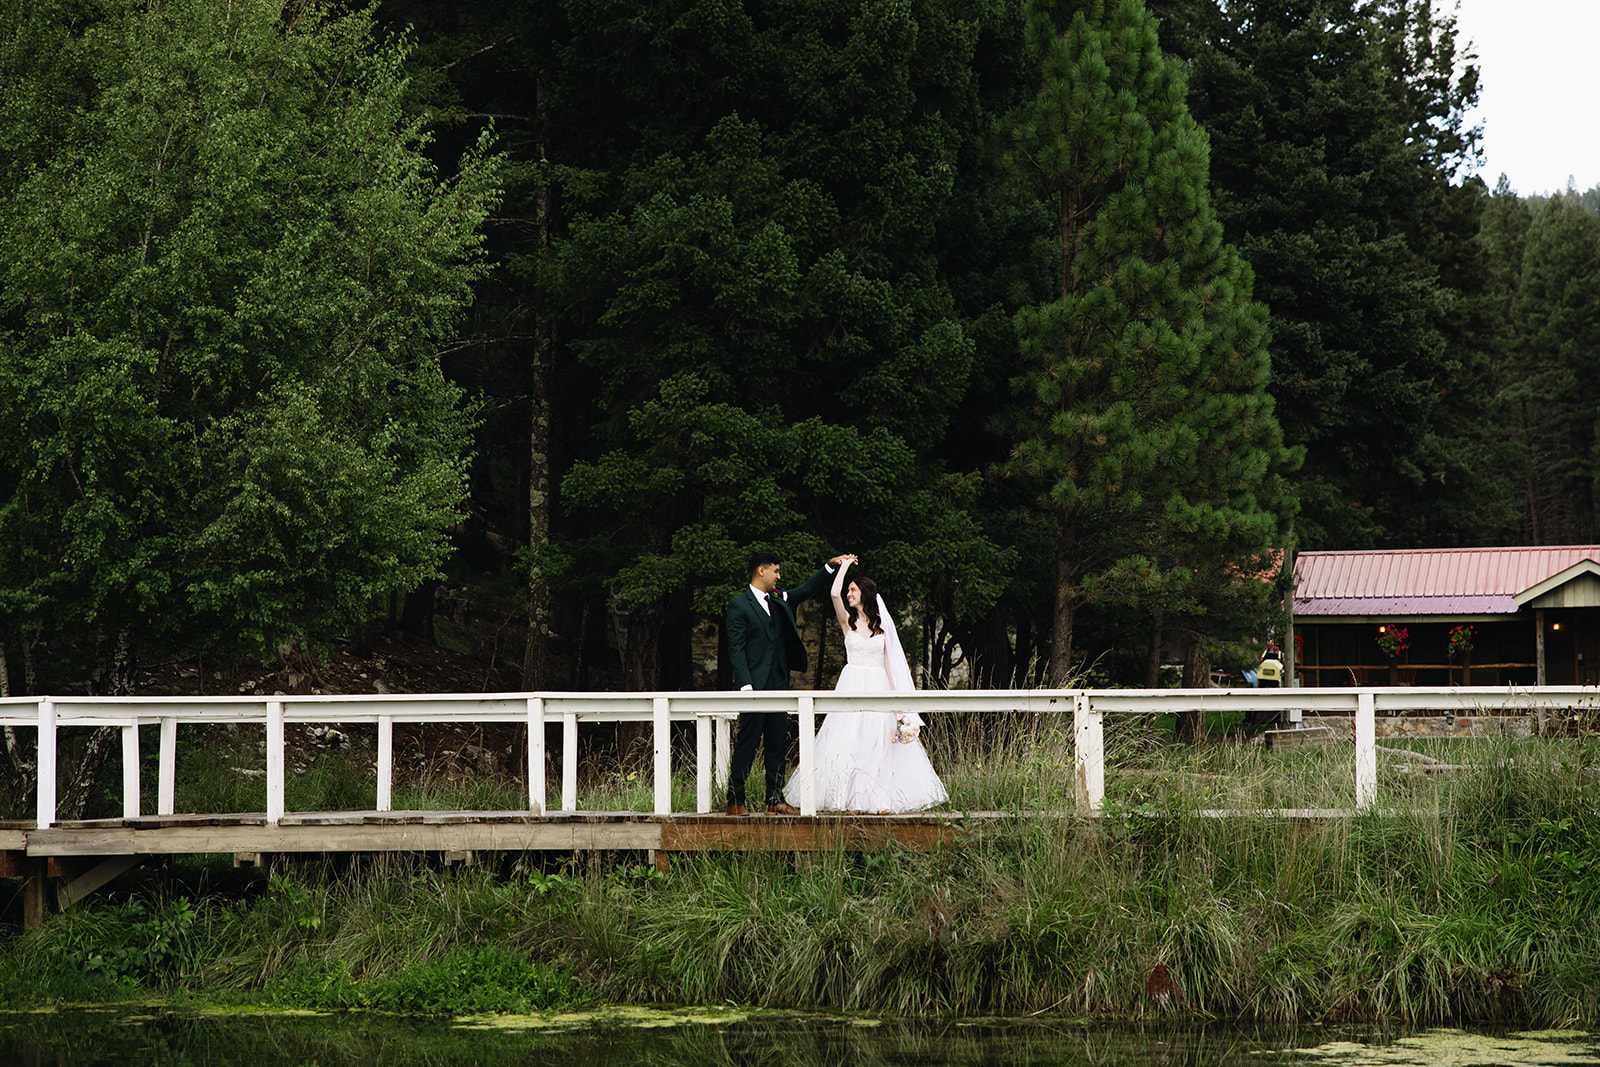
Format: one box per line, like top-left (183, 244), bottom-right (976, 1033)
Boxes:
top-left (24, 821), bottom-right (663, 856)
top-left (22, 856), bottom-right (48, 928)
top-left (278, 810), bottom-right (539, 826)
top-left (660, 817), bottom-right (962, 852)
top-left (57, 855), bottom-right (144, 910)
top-left (51, 813), bottom-right (271, 830)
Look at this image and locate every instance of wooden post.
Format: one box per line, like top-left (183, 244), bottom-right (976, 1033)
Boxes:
top-left (653, 697), bottom-right (671, 815)
top-left (121, 722), bottom-right (140, 818)
top-left (1536, 609), bottom-right (1546, 686)
top-left (526, 698), bottom-right (544, 815)
top-left (37, 699), bottom-right (56, 830)
top-left (158, 717), bottom-right (177, 816)
top-left (715, 716), bottom-right (732, 793)
top-left (797, 695), bottom-right (816, 816)
top-left (1355, 689), bottom-right (1376, 810)
top-left (561, 711), bottom-right (578, 812)
top-left (695, 714), bottom-right (713, 813)
top-left (1073, 692), bottom-right (1103, 815)
top-left (265, 700), bottom-right (284, 824)
top-left (22, 856), bottom-right (49, 929)
top-left (377, 715), bottom-right (393, 812)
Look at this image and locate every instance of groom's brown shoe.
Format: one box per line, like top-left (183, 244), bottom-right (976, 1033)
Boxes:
top-left (766, 802), bottom-right (800, 815)
top-left (725, 803), bottom-right (748, 816)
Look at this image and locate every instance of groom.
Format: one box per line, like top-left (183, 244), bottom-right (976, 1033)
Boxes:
top-left (724, 550), bottom-right (845, 815)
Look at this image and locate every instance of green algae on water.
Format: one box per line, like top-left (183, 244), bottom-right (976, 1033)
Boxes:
top-left (1288, 1029), bottom-right (1600, 1066)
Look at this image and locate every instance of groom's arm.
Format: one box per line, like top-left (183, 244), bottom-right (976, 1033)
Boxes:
top-left (784, 562), bottom-right (837, 607)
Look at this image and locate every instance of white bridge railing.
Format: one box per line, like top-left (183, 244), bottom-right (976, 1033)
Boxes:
top-left (2, 686), bottom-right (1594, 828)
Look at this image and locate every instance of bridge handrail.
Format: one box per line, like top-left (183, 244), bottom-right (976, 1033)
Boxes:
top-left (3, 685), bottom-right (1594, 827)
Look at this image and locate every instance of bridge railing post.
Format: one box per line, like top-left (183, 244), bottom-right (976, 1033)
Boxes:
top-left (377, 715), bottom-right (393, 812)
top-left (715, 716), bottom-right (732, 794)
top-left (1074, 691), bottom-right (1103, 816)
top-left (653, 697), bottom-right (671, 815)
top-left (561, 711), bottom-right (578, 812)
top-left (36, 699), bottom-right (56, 829)
top-left (158, 717), bottom-right (177, 815)
top-left (1355, 689), bottom-right (1376, 811)
top-left (796, 695), bottom-right (816, 816)
top-left (266, 700), bottom-right (284, 825)
top-left (526, 698), bottom-right (545, 815)
top-left (695, 713), bottom-right (713, 813)
top-left (121, 721), bottom-right (141, 818)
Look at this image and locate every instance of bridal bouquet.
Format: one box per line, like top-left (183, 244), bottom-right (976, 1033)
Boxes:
top-left (892, 713), bottom-right (920, 744)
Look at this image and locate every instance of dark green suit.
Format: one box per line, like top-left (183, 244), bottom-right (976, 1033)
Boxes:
top-left (725, 564), bottom-right (833, 806)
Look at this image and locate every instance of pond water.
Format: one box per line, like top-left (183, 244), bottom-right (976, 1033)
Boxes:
top-left (2, 1006), bottom-right (1598, 1066)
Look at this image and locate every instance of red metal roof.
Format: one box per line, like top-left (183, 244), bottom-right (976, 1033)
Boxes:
top-left (1292, 546), bottom-right (1600, 616)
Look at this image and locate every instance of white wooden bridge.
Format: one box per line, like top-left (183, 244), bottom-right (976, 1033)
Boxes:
top-left (2, 685), bottom-right (1592, 925)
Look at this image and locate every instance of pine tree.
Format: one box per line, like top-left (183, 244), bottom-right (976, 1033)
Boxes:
top-left (1157, 0), bottom-right (1486, 549)
top-left (1507, 195), bottom-right (1600, 542)
top-left (997, 0), bottom-right (1297, 685)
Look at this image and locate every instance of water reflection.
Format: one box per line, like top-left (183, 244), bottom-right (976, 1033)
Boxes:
top-left (2, 1008), bottom-right (1597, 1066)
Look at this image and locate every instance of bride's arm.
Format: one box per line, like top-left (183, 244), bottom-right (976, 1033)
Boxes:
top-left (830, 556), bottom-right (854, 633)
top-left (884, 640), bottom-right (895, 690)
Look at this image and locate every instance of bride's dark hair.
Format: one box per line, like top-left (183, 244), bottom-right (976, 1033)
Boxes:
top-left (846, 576), bottom-right (884, 637)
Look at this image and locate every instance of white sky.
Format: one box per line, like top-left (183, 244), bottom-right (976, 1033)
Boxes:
top-left (1452, 0), bottom-right (1600, 196)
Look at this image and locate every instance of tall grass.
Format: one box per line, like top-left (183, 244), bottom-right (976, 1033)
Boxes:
top-left (3, 719), bottom-right (1597, 1025)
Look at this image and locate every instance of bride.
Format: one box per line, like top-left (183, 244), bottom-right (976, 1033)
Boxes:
top-left (784, 556), bottom-right (947, 813)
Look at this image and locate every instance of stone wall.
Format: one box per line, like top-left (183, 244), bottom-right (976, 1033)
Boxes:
top-left (1295, 714), bottom-right (1536, 740)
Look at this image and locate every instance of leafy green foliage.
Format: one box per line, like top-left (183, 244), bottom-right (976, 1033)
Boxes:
top-left (271, 945), bottom-right (587, 1016)
top-left (0, 0), bottom-right (500, 679)
top-left (57, 897), bottom-right (200, 987)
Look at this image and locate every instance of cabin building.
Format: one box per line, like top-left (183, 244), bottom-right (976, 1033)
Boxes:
top-left (1290, 546), bottom-right (1600, 687)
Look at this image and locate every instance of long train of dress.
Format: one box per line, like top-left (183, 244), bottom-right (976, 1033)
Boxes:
top-left (784, 627), bottom-right (947, 812)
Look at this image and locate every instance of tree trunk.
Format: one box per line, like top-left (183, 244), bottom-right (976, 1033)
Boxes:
top-left (61, 626), bottom-right (138, 819)
top-left (618, 599), bottom-right (661, 692)
top-left (657, 589), bottom-right (693, 690)
top-left (0, 640), bottom-right (32, 808)
top-left (521, 66), bottom-right (556, 692)
top-left (1013, 615), bottom-right (1036, 687)
top-left (1049, 518), bottom-right (1077, 687)
top-left (400, 579), bottom-right (438, 640)
top-left (812, 612), bottom-right (829, 690)
top-left (22, 633), bottom-right (39, 693)
top-left (1145, 608), bottom-right (1165, 688)
top-left (1175, 636), bottom-right (1210, 744)
top-left (969, 606), bottom-right (1012, 690)
top-left (616, 599), bottom-right (661, 767)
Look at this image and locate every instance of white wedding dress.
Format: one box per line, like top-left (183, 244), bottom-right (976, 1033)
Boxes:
top-left (785, 625), bottom-right (948, 812)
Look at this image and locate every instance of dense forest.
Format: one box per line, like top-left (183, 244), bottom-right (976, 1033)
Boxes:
top-left (2, 0), bottom-right (1597, 706)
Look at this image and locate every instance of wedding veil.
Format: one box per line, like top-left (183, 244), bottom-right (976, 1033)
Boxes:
top-left (877, 594), bottom-right (917, 694)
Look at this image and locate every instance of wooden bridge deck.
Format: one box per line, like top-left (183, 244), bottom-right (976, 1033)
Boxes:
top-left (1, 809), bottom-right (969, 860)
top-left (0, 805), bottom-right (1377, 863)
top-left (0, 810), bottom-right (979, 924)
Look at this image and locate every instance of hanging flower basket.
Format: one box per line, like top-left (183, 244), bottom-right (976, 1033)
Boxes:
top-left (1375, 625), bottom-right (1409, 659)
top-left (1447, 624), bottom-right (1475, 660)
